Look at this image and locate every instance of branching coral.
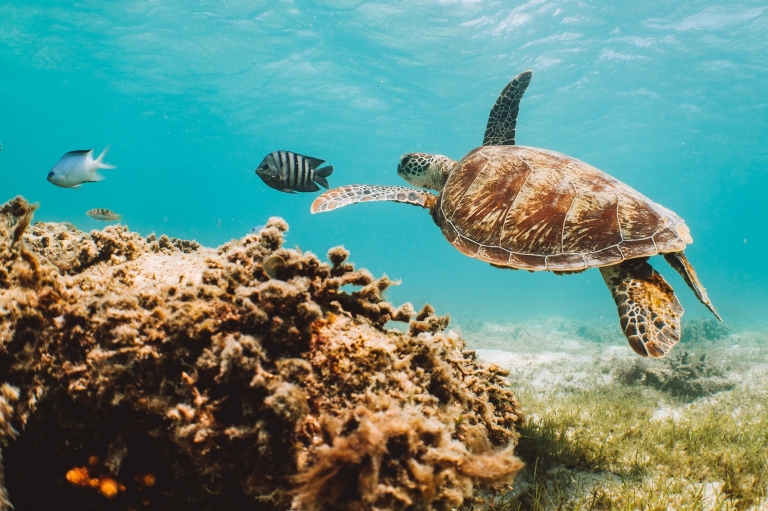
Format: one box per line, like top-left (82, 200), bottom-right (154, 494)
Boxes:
top-left (0, 196), bottom-right (523, 511)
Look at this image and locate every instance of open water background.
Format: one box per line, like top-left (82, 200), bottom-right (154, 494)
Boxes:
top-left (1, 0), bottom-right (766, 328)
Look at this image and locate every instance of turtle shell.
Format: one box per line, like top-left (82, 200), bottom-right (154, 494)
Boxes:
top-left (434, 145), bottom-right (692, 272)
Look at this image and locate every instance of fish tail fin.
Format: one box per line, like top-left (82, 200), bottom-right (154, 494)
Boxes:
top-left (314, 165), bottom-right (333, 188)
top-left (96, 145), bottom-right (116, 170)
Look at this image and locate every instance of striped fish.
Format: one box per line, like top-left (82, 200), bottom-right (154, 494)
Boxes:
top-left (255, 150), bottom-right (333, 194)
top-left (86, 208), bottom-right (121, 221)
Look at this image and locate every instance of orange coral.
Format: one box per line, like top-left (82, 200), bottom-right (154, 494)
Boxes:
top-left (96, 477), bottom-right (123, 499)
top-left (135, 472), bottom-right (156, 489)
top-left (65, 464), bottom-right (125, 499)
top-left (65, 467), bottom-right (90, 487)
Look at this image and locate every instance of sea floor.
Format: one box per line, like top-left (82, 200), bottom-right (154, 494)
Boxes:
top-left (455, 317), bottom-right (768, 511)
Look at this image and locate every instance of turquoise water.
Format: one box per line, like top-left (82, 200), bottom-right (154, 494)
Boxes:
top-left (1, 1), bottom-right (766, 327)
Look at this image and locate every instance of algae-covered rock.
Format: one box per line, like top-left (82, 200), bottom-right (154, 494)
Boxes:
top-left (0, 196), bottom-right (523, 511)
top-left (680, 317), bottom-right (733, 344)
top-left (614, 350), bottom-right (734, 399)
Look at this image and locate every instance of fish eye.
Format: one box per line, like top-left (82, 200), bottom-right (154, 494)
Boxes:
top-left (261, 164), bottom-right (269, 169)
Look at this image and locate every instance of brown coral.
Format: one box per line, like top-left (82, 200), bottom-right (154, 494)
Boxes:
top-left (293, 405), bottom-right (522, 511)
top-left (0, 196), bottom-right (523, 510)
top-left (0, 385), bottom-right (19, 509)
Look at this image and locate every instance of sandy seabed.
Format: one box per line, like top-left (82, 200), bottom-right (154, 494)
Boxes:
top-left (458, 318), bottom-right (768, 511)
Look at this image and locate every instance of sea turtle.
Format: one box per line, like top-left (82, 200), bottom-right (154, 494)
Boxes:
top-left (311, 71), bottom-right (721, 357)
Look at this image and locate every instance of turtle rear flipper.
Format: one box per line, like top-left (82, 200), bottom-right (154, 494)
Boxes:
top-left (663, 251), bottom-right (722, 321)
top-left (311, 185), bottom-right (437, 213)
top-left (600, 259), bottom-right (683, 358)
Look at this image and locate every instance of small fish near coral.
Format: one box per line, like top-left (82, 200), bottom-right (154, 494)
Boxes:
top-left (312, 70), bottom-right (721, 359)
top-left (86, 208), bottom-right (122, 222)
top-left (47, 146), bottom-right (116, 188)
top-left (255, 150), bottom-right (333, 193)
top-left (249, 224), bottom-right (265, 234)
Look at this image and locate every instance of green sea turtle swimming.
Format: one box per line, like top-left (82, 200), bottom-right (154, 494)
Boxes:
top-left (311, 71), bottom-right (721, 357)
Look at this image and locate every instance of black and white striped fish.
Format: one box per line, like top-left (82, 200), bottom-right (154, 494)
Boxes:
top-left (255, 151), bottom-right (333, 193)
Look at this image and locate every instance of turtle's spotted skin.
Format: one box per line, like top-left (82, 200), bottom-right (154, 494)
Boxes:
top-left (311, 184), bottom-right (435, 213)
top-left (483, 70), bottom-right (532, 146)
top-left (397, 153), bottom-right (456, 191)
top-left (600, 259), bottom-right (683, 357)
top-left (311, 70), bottom-right (721, 358)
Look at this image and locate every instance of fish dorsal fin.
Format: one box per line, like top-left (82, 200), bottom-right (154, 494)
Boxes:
top-left (482, 70), bottom-right (533, 147)
top-left (303, 155), bottom-right (325, 168)
top-left (62, 149), bottom-right (93, 159)
top-left (310, 185), bottom-right (436, 213)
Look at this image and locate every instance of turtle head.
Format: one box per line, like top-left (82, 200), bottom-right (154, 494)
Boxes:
top-left (397, 153), bottom-right (457, 192)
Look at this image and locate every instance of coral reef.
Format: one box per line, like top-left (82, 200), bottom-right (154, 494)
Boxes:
top-left (680, 317), bottom-right (734, 344)
top-left (0, 196), bottom-right (523, 511)
top-left (0, 385), bottom-right (18, 509)
top-left (614, 350), bottom-right (734, 399)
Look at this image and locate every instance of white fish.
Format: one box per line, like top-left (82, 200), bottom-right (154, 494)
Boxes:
top-left (47, 146), bottom-right (116, 188)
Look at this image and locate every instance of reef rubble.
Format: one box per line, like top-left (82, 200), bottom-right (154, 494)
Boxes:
top-left (0, 196), bottom-right (523, 511)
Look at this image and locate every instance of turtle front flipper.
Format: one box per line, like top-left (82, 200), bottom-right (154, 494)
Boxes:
top-left (483, 70), bottom-right (533, 147)
top-left (310, 185), bottom-right (437, 213)
top-left (600, 259), bottom-right (683, 358)
top-left (663, 251), bottom-right (722, 321)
